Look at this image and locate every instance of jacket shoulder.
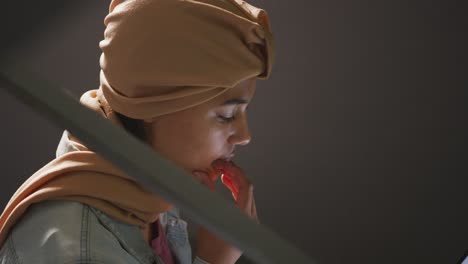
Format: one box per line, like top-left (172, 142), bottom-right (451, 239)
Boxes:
top-left (1, 200), bottom-right (144, 264)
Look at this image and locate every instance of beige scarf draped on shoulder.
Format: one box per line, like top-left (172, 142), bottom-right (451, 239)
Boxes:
top-left (0, 91), bottom-right (172, 247)
top-left (0, 0), bottom-right (274, 247)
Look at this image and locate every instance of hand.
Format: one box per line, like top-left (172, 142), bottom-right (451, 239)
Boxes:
top-left (192, 160), bottom-right (259, 264)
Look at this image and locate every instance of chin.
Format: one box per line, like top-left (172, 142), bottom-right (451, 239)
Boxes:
top-left (180, 160), bottom-right (221, 181)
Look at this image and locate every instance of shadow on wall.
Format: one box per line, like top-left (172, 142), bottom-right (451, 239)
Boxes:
top-left (1, 1), bottom-right (73, 58)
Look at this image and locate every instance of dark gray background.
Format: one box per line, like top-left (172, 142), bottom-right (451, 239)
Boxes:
top-left (1, 1), bottom-right (467, 264)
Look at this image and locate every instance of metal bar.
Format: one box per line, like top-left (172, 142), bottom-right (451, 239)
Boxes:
top-left (0, 62), bottom-right (315, 264)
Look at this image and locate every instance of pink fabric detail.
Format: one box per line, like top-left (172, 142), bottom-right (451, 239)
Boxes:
top-left (151, 219), bottom-right (175, 264)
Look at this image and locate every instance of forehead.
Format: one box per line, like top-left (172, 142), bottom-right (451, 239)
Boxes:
top-left (217, 78), bottom-right (256, 103)
top-left (150, 78), bottom-right (257, 123)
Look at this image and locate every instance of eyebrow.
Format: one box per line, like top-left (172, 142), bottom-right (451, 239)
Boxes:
top-left (221, 98), bottom-right (249, 106)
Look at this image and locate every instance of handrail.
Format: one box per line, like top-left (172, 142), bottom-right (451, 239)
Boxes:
top-left (0, 62), bottom-right (316, 264)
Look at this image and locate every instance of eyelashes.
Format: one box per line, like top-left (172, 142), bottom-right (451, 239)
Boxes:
top-left (216, 105), bottom-right (248, 124)
top-left (217, 114), bottom-right (236, 123)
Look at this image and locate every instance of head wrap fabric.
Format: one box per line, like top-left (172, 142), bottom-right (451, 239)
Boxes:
top-left (99, 0), bottom-right (275, 121)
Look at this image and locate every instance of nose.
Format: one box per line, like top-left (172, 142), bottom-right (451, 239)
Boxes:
top-left (228, 112), bottom-right (251, 146)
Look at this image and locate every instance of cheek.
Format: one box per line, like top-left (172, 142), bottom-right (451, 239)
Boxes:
top-left (186, 127), bottom-right (228, 167)
top-left (202, 128), bottom-right (228, 156)
top-left (155, 119), bottom-right (229, 171)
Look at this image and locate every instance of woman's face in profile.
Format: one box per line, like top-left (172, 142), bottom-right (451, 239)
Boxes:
top-left (145, 78), bottom-right (256, 180)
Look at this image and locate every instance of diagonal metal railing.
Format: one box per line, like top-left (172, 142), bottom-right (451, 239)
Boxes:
top-left (0, 62), bottom-right (316, 264)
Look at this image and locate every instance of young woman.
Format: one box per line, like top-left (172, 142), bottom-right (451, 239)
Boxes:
top-left (0, 0), bottom-right (274, 263)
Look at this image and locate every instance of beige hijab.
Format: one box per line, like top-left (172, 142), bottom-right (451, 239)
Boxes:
top-left (99, 0), bottom-right (275, 120)
top-left (0, 0), bottom-right (274, 247)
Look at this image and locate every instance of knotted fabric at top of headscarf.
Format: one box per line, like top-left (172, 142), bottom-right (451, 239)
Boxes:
top-left (99, 0), bottom-right (275, 121)
top-left (0, 90), bottom-right (172, 248)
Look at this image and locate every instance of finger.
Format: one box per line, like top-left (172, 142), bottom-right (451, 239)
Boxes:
top-left (221, 161), bottom-right (253, 210)
top-left (207, 167), bottom-right (222, 182)
top-left (222, 179), bottom-right (238, 201)
top-left (221, 169), bottom-right (240, 202)
top-left (213, 160), bottom-right (253, 212)
top-left (224, 169), bottom-right (250, 210)
top-left (212, 160), bottom-right (243, 184)
top-left (252, 195), bottom-right (259, 224)
top-left (192, 171), bottom-right (215, 191)
top-left (221, 174), bottom-right (238, 200)
top-left (224, 161), bottom-right (250, 191)
top-left (237, 183), bottom-right (254, 213)
top-left (221, 169), bottom-right (239, 194)
top-left (218, 167), bottom-right (242, 197)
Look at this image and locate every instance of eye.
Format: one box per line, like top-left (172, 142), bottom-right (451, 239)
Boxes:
top-left (217, 114), bottom-right (236, 123)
